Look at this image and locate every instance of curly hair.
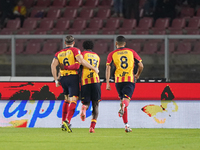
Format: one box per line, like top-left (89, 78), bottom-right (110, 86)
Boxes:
top-left (82, 40), bottom-right (94, 50)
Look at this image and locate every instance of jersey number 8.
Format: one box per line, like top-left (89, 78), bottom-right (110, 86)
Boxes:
top-left (120, 56), bottom-right (128, 69)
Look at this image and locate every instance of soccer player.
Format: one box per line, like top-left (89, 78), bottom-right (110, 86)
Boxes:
top-left (105, 36), bottom-right (144, 132)
top-left (79, 40), bottom-right (101, 133)
top-left (51, 35), bottom-right (99, 133)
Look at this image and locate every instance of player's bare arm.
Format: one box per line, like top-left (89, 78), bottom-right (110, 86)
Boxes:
top-left (51, 58), bottom-right (60, 87)
top-left (135, 61), bottom-right (144, 80)
top-left (76, 54), bottom-right (99, 74)
top-left (106, 65), bottom-right (111, 90)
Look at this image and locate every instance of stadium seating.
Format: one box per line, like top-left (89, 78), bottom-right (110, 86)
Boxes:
top-left (6, 19), bottom-right (20, 30)
top-left (62, 8), bottom-right (77, 19)
top-left (20, 18), bottom-right (37, 30)
top-left (135, 17), bottom-right (153, 31)
top-left (102, 18), bottom-right (120, 31)
top-left (77, 8), bottom-right (94, 19)
top-left (141, 42), bottom-right (158, 54)
top-left (23, 0), bottom-right (35, 8)
top-left (84, 29), bottom-right (98, 34)
top-left (196, 8), bottom-right (200, 17)
top-left (0, 43), bottom-right (8, 55)
top-left (191, 43), bottom-right (200, 54)
top-left (126, 42), bottom-right (141, 53)
top-left (157, 42), bottom-right (175, 54)
top-left (186, 29), bottom-right (200, 34)
top-left (135, 30), bottom-right (149, 34)
top-left (15, 42), bottom-right (25, 54)
top-left (151, 18), bottom-right (169, 31)
top-left (24, 41), bottom-right (41, 55)
top-left (68, 0), bottom-right (83, 7)
top-left (68, 30), bottom-right (82, 34)
top-left (52, 0), bottom-right (67, 7)
top-left (30, 7), bottom-right (46, 18)
top-left (94, 8), bottom-right (111, 19)
top-left (68, 19), bottom-right (87, 33)
top-left (46, 8), bottom-right (61, 19)
top-left (169, 29), bottom-right (183, 34)
top-left (93, 41), bottom-right (108, 55)
top-left (53, 18), bottom-right (70, 30)
top-left (83, 0), bottom-right (99, 8)
top-left (121, 19), bottom-right (137, 30)
top-left (86, 18), bottom-right (103, 30)
top-left (36, 0), bottom-right (51, 7)
top-left (17, 29), bottom-right (32, 34)
top-left (37, 18), bottom-right (54, 30)
top-left (168, 18), bottom-right (186, 30)
top-left (152, 30), bottom-right (166, 35)
top-left (33, 29), bottom-right (48, 34)
top-left (0, 28), bottom-right (16, 34)
top-left (184, 17), bottom-right (200, 30)
top-left (99, 0), bottom-right (113, 7)
top-left (101, 29), bottom-right (115, 34)
top-left (174, 42), bottom-right (191, 54)
top-left (118, 29), bottom-right (132, 35)
top-left (39, 42), bottom-right (58, 54)
top-left (180, 7), bottom-right (194, 18)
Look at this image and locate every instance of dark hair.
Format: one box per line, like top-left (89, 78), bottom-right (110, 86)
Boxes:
top-left (116, 36), bottom-right (126, 42)
top-left (65, 35), bottom-right (74, 45)
top-left (82, 40), bottom-right (94, 50)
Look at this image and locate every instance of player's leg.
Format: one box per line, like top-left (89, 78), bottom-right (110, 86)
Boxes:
top-left (89, 83), bottom-right (101, 133)
top-left (61, 94), bottom-right (70, 131)
top-left (59, 77), bottom-right (70, 131)
top-left (89, 100), bottom-right (99, 133)
top-left (80, 84), bottom-right (91, 121)
top-left (120, 82), bottom-right (135, 132)
top-left (115, 83), bottom-right (124, 117)
top-left (63, 75), bottom-right (79, 133)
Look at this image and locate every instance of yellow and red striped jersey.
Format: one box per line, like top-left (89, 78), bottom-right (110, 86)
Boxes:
top-left (106, 47), bottom-right (142, 83)
top-left (81, 50), bottom-right (100, 85)
top-left (54, 47), bottom-right (81, 76)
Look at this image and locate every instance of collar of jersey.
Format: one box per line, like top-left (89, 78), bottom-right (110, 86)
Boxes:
top-left (65, 46), bottom-right (72, 48)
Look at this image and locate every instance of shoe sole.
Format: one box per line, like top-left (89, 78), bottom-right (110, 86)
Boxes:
top-left (63, 121), bottom-right (72, 133)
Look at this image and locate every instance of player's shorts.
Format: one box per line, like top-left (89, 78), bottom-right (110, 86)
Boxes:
top-left (81, 83), bottom-right (101, 104)
top-left (115, 82), bottom-right (135, 100)
top-left (59, 75), bottom-right (79, 97)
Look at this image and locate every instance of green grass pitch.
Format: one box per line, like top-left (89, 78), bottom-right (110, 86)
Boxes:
top-left (0, 128), bottom-right (200, 150)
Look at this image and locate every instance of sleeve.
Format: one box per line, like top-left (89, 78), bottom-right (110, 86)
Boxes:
top-left (73, 48), bottom-right (81, 57)
top-left (133, 51), bottom-right (142, 62)
top-left (64, 62), bottom-right (80, 70)
top-left (106, 52), bottom-right (113, 66)
top-left (54, 51), bottom-right (59, 59)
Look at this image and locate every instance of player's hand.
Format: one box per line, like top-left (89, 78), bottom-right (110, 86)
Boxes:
top-left (55, 80), bottom-right (60, 87)
top-left (94, 67), bottom-right (99, 74)
top-left (60, 64), bottom-right (65, 70)
top-left (106, 83), bottom-right (111, 90)
top-left (135, 74), bottom-right (139, 80)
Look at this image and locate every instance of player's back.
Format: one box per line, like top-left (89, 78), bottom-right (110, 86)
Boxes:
top-left (107, 47), bottom-right (141, 83)
top-left (55, 47), bottom-right (81, 76)
top-left (81, 50), bottom-right (100, 85)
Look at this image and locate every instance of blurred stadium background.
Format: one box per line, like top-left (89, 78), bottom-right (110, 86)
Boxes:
top-left (0, 0), bottom-right (200, 82)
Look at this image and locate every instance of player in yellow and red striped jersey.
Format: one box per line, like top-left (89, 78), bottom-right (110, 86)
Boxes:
top-left (51, 35), bottom-right (99, 133)
top-left (106, 36), bottom-right (144, 132)
top-left (79, 40), bottom-right (101, 133)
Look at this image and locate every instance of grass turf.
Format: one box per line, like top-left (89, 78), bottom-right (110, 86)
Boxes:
top-left (0, 128), bottom-right (199, 150)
